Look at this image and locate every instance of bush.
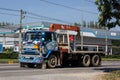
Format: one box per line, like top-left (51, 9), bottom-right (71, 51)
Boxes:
top-left (0, 53), bottom-right (18, 59)
top-left (3, 48), bottom-right (13, 54)
top-left (112, 47), bottom-right (120, 55)
top-left (103, 54), bottom-right (120, 59)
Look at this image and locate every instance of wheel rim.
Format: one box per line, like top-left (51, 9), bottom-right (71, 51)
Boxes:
top-left (48, 55), bottom-right (57, 68)
top-left (50, 57), bottom-right (56, 66)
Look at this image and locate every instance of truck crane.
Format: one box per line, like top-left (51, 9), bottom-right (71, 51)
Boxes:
top-left (19, 23), bottom-right (105, 69)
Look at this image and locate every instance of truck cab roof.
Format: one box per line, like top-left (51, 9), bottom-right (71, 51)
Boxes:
top-left (26, 30), bottom-right (54, 33)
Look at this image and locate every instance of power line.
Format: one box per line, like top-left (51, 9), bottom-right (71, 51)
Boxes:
top-left (0, 7), bottom-right (73, 24)
top-left (0, 12), bottom-right (48, 21)
top-left (26, 15), bottom-right (50, 21)
top-left (0, 7), bottom-right (19, 12)
top-left (27, 11), bottom-right (73, 24)
top-left (0, 12), bottom-right (19, 16)
top-left (25, 16), bottom-right (57, 25)
top-left (39, 0), bottom-right (98, 14)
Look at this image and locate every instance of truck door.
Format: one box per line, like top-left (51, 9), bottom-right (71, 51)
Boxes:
top-left (41, 32), bottom-right (58, 56)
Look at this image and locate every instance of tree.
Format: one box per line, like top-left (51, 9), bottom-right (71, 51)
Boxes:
top-left (95, 22), bottom-right (99, 29)
top-left (74, 22), bottom-right (81, 26)
top-left (89, 21), bottom-right (95, 28)
top-left (82, 20), bottom-right (87, 27)
top-left (0, 22), bottom-right (13, 27)
top-left (95, 0), bottom-right (120, 29)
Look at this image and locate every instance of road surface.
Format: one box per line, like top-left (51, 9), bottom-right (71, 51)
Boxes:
top-left (0, 61), bottom-right (120, 80)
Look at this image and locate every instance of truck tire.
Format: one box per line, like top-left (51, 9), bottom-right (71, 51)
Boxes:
top-left (47, 55), bottom-right (57, 68)
top-left (91, 55), bottom-right (101, 67)
top-left (20, 62), bottom-right (25, 67)
top-left (82, 55), bottom-right (90, 67)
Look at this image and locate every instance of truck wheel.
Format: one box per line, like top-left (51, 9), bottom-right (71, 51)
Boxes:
top-left (47, 55), bottom-right (57, 68)
top-left (82, 55), bottom-right (90, 67)
top-left (91, 55), bottom-right (101, 67)
top-left (27, 63), bottom-right (34, 68)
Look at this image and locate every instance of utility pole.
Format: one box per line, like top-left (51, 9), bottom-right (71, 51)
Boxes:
top-left (105, 27), bottom-right (108, 55)
top-left (19, 9), bottom-right (25, 53)
top-left (81, 0), bottom-right (84, 50)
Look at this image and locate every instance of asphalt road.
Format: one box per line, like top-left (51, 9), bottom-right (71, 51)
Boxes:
top-left (0, 61), bottom-right (120, 80)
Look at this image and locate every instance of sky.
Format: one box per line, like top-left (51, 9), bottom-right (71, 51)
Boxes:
top-left (0, 0), bottom-right (99, 25)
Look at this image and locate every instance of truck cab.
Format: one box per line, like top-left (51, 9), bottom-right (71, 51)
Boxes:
top-left (19, 30), bottom-right (58, 68)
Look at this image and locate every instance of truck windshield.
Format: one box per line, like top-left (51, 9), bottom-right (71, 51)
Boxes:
top-left (25, 32), bottom-right (42, 41)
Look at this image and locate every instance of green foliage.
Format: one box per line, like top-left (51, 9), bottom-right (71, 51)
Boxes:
top-left (82, 20), bottom-right (87, 27)
top-left (0, 59), bottom-right (18, 63)
top-left (3, 48), bottom-right (13, 54)
top-left (95, 0), bottom-right (120, 29)
top-left (103, 55), bottom-right (120, 59)
top-left (0, 53), bottom-right (18, 59)
top-left (0, 22), bottom-right (13, 27)
top-left (112, 40), bottom-right (120, 46)
top-left (112, 40), bottom-right (120, 54)
top-left (89, 21), bottom-right (95, 28)
top-left (112, 47), bottom-right (120, 55)
top-left (0, 48), bottom-right (18, 59)
top-left (74, 21), bottom-right (104, 29)
top-left (74, 22), bottom-right (81, 26)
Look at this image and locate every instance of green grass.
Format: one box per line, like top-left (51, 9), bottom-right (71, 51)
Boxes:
top-left (102, 70), bottom-right (120, 80)
top-left (0, 59), bottom-right (18, 63)
top-left (102, 58), bottom-right (120, 61)
top-left (102, 55), bottom-right (120, 61)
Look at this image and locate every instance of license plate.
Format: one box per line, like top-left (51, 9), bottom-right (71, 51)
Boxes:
top-left (24, 46), bottom-right (33, 48)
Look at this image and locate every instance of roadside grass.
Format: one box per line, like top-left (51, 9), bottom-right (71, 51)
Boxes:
top-left (0, 59), bottom-right (18, 63)
top-left (102, 70), bottom-right (120, 80)
top-left (102, 58), bottom-right (120, 61)
top-left (102, 54), bottom-right (120, 61)
top-left (94, 70), bottom-right (120, 80)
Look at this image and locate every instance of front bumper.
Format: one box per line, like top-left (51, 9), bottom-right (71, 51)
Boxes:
top-left (19, 56), bottom-right (43, 64)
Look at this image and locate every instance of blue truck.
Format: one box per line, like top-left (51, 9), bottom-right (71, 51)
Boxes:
top-left (19, 23), bottom-right (105, 69)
